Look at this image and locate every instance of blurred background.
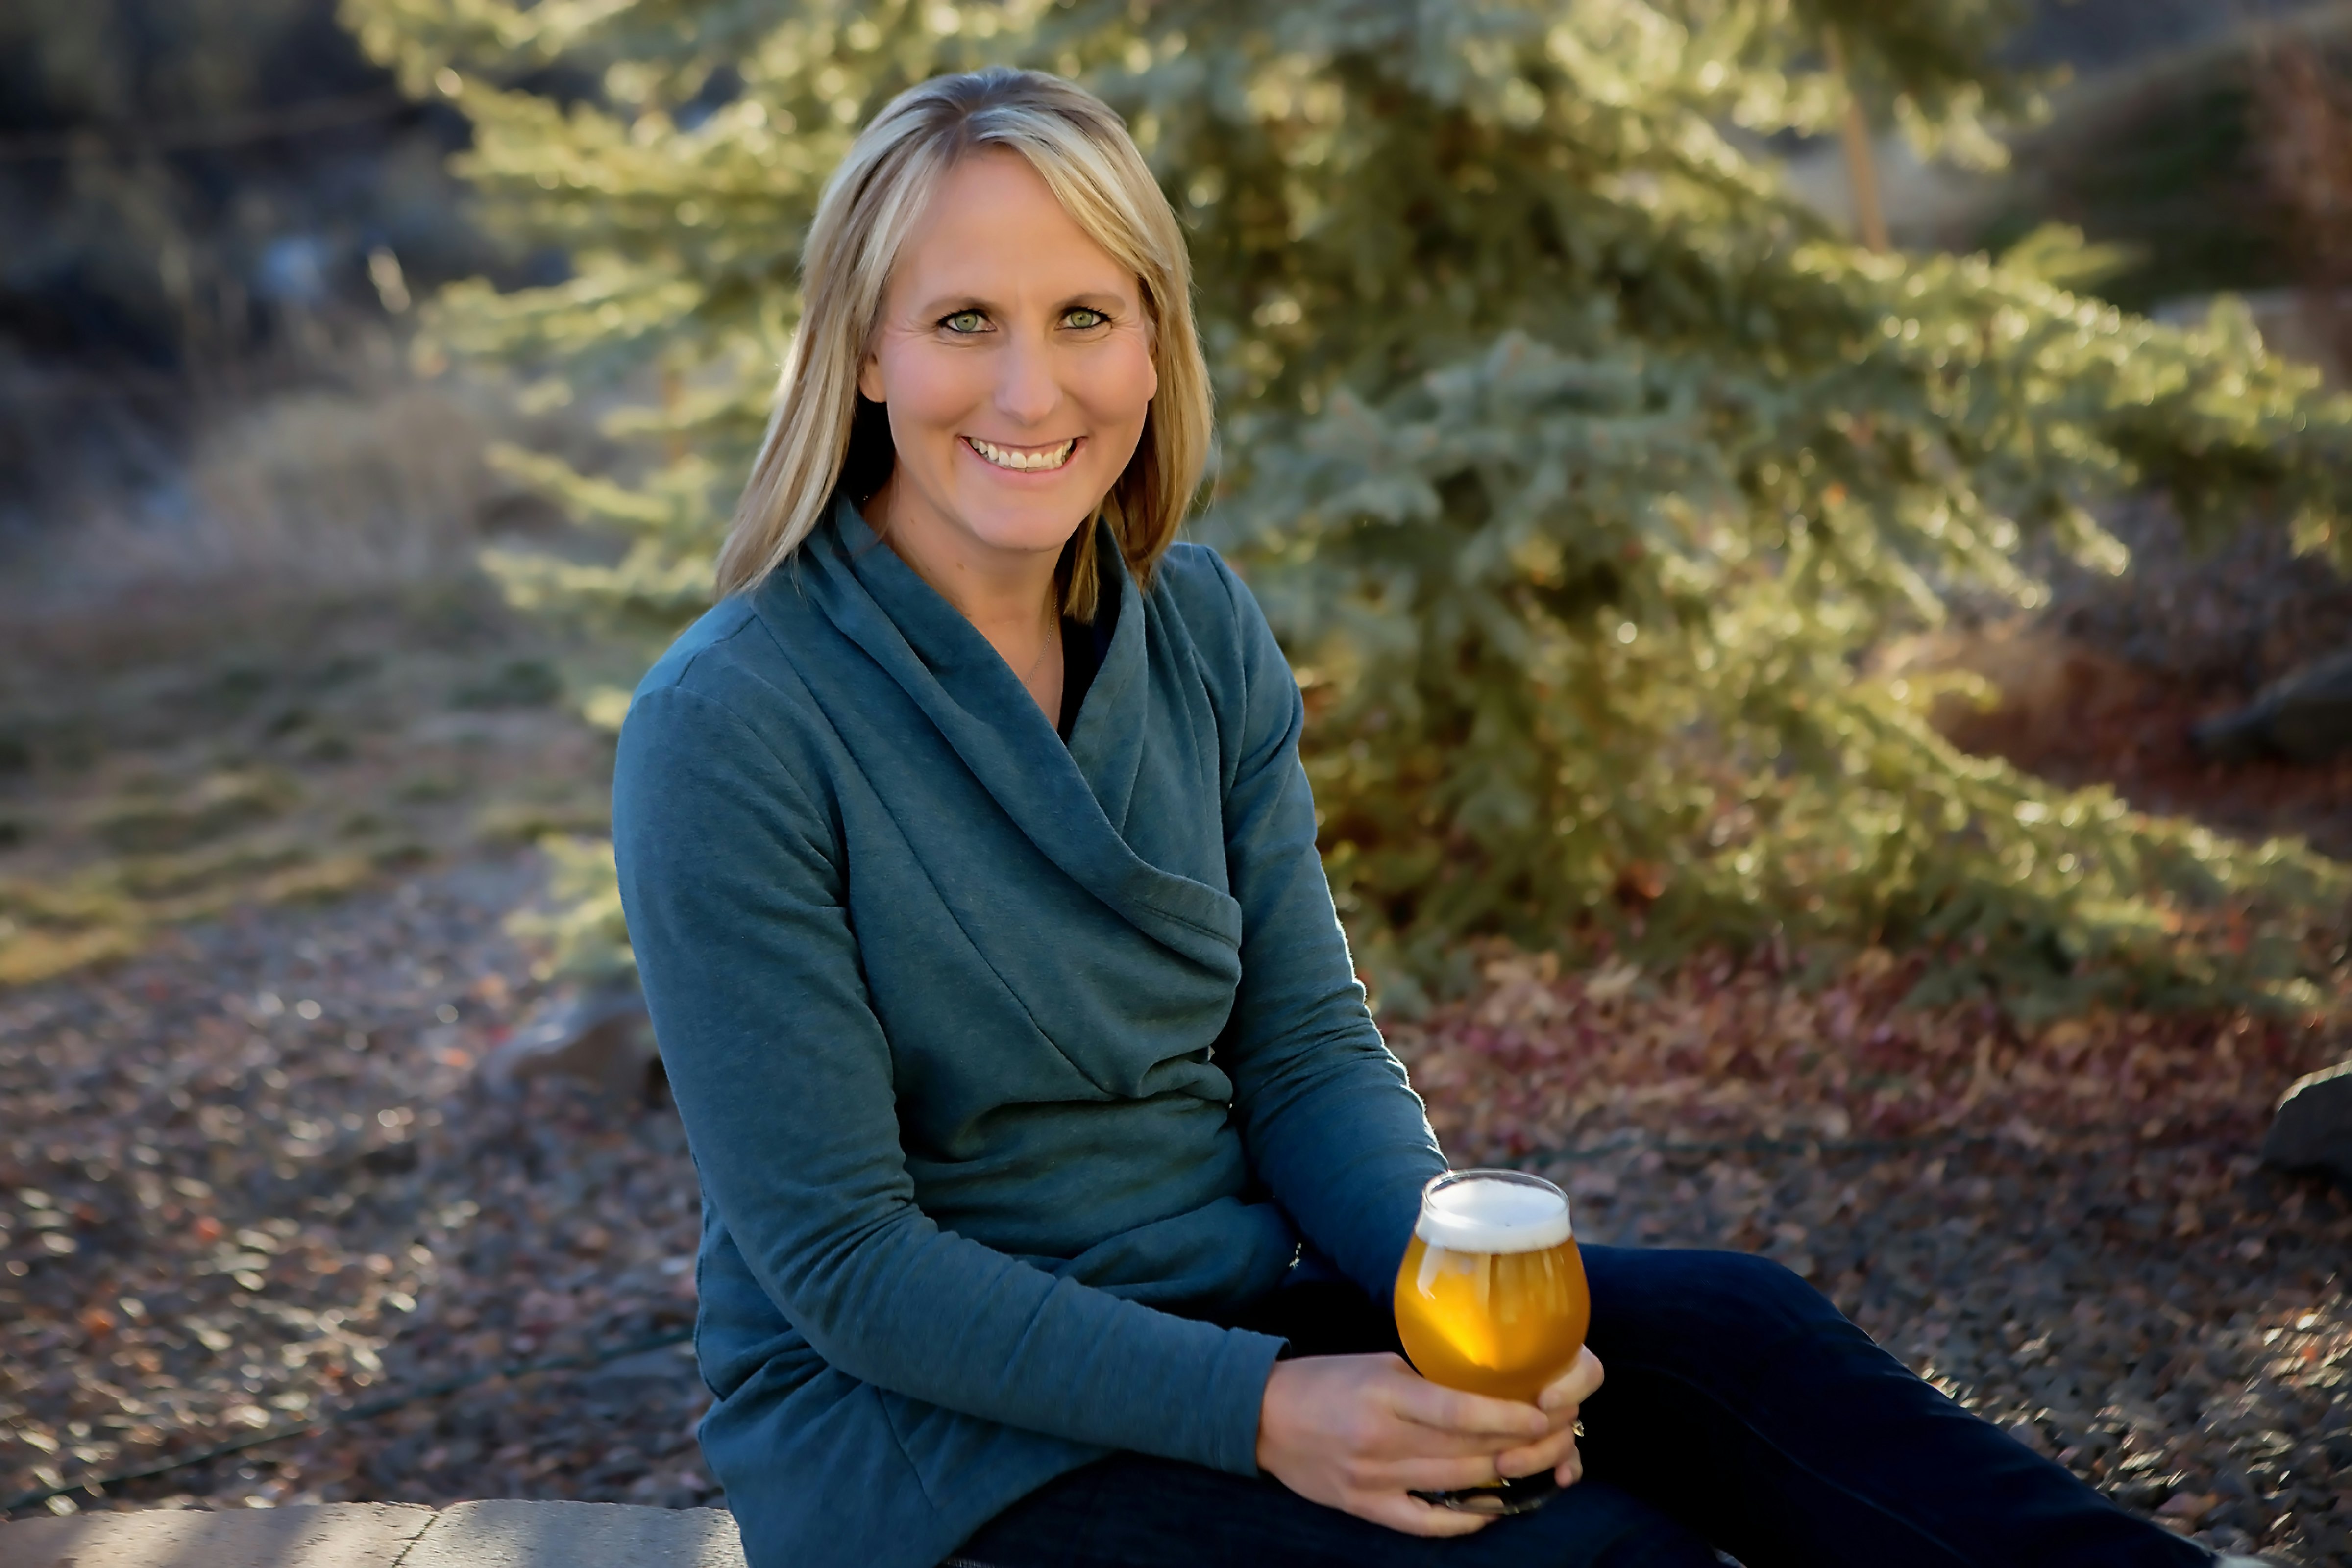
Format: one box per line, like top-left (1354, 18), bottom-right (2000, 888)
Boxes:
top-left (5, 1), bottom-right (2352, 1562)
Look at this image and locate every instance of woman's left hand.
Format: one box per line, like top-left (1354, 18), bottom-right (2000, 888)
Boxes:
top-left (1494, 1347), bottom-right (1606, 1487)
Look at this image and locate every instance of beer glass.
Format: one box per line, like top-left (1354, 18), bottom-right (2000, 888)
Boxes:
top-left (1392, 1168), bottom-right (1589, 1515)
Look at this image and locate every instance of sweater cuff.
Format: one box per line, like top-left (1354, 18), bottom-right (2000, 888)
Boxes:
top-left (1200, 1327), bottom-right (1287, 1477)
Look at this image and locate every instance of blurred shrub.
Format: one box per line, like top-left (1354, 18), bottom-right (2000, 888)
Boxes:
top-left (6, 342), bottom-right (595, 615)
top-left (91, 768), bottom-right (299, 855)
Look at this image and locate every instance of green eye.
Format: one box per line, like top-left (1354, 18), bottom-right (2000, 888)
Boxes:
top-left (942, 309), bottom-right (987, 333)
top-left (1064, 307), bottom-right (1109, 330)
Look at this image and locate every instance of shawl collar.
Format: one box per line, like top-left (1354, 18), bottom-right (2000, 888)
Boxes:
top-left (779, 498), bottom-right (1240, 969)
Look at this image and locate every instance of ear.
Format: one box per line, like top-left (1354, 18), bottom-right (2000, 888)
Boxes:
top-left (857, 349), bottom-right (886, 404)
top-left (1139, 294), bottom-right (1160, 402)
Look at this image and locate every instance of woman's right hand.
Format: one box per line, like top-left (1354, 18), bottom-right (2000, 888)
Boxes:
top-left (1253, 1352), bottom-right (1580, 1536)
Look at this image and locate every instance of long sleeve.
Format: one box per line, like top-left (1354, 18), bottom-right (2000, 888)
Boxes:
top-left (1200, 559), bottom-right (1452, 1301)
top-left (612, 680), bottom-right (1282, 1477)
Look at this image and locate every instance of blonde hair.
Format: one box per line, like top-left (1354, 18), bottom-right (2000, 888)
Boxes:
top-left (716, 68), bottom-right (1212, 617)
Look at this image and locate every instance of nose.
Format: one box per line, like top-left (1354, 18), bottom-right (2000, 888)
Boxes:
top-left (992, 330), bottom-right (1061, 429)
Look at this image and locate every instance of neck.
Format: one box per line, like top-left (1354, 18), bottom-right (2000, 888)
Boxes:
top-left (863, 479), bottom-right (1068, 719)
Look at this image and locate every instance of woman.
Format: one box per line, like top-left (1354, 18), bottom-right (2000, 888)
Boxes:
top-left (611, 67), bottom-right (2246, 1568)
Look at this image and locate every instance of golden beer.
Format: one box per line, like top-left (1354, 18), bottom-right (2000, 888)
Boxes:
top-left (1394, 1170), bottom-right (1588, 1513)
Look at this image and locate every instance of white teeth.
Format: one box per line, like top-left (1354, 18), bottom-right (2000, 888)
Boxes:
top-left (967, 436), bottom-right (1076, 472)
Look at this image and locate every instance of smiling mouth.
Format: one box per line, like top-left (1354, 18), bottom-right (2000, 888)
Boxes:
top-left (964, 435), bottom-right (1079, 473)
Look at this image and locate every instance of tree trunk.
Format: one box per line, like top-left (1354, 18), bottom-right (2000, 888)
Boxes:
top-left (1825, 27), bottom-right (1889, 253)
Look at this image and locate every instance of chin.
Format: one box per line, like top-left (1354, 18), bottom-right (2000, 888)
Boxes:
top-left (949, 467), bottom-right (1115, 553)
top-left (960, 496), bottom-right (1101, 556)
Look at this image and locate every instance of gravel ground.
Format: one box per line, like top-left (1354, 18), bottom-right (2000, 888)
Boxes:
top-left (0, 854), bottom-right (712, 1519)
top-left (3, 861), bottom-right (2349, 1564)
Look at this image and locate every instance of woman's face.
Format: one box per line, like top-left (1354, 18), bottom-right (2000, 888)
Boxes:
top-left (858, 148), bottom-right (1158, 574)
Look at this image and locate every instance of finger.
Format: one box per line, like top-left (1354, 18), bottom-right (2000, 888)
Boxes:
top-left (1555, 1440), bottom-right (1585, 1488)
top-left (1538, 1347), bottom-right (1606, 1416)
top-left (1385, 1371), bottom-right (1549, 1441)
top-left (1360, 1422), bottom-right (1555, 1462)
top-left (1376, 1451), bottom-right (1529, 1495)
top-left (1356, 1492), bottom-right (1494, 1538)
top-left (1534, 1400), bottom-right (1580, 1440)
top-left (1492, 1423), bottom-right (1580, 1480)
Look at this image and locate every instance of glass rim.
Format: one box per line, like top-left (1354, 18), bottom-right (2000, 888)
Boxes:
top-left (1420, 1167), bottom-right (1568, 1203)
top-left (1415, 1167), bottom-right (1573, 1250)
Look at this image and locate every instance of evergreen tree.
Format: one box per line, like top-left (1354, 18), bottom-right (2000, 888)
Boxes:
top-left (344, 0), bottom-right (2352, 1015)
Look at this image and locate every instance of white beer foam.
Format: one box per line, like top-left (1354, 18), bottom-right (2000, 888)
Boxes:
top-left (1414, 1175), bottom-right (1571, 1253)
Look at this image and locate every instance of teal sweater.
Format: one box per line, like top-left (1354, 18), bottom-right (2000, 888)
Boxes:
top-left (611, 498), bottom-right (1447, 1568)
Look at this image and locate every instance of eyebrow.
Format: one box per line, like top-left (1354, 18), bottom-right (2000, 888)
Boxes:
top-left (907, 287), bottom-right (1135, 317)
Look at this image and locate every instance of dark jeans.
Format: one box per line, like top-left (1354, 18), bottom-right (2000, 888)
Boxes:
top-left (952, 1246), bottom-right (2214, 1568)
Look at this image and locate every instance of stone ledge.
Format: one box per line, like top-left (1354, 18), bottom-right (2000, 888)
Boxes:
top-left (0, 1500), bottom-right (746, 1568)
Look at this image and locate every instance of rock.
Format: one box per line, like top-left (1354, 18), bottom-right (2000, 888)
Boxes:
top-left (400, 1499), bottom-right (744, 1568)
top-left (2260, 1060), bottom-right (2352, 1187)
top-left (2193, 648), bottom-right (2352, 764)
top-left (0, 1502), bottom-right (746, 1568)
top-left (0, 1501), bottom-right (438, 1568)
top-left (481, 982), bottom-right (661, 1101)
